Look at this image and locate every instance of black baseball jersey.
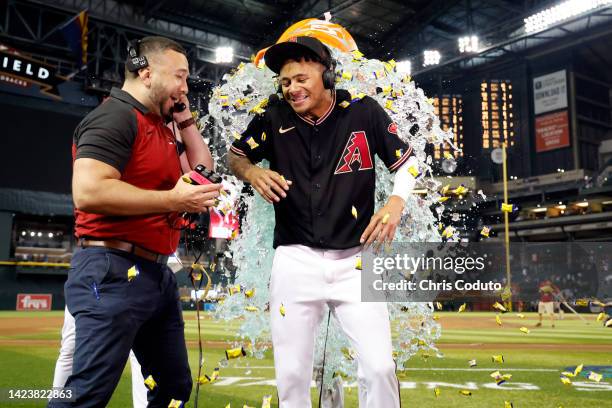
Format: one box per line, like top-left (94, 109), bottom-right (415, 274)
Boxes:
top-left (231, 89), bottom-right (413, 249)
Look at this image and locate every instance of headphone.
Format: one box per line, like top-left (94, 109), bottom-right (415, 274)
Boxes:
top-left (277, 57), bottom-right (337, 94)
top-left (125, 40), bottom-right (149, 72)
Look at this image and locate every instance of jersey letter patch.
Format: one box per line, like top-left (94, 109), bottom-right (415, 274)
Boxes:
top-left (334, 131), bottom-right (374, 174)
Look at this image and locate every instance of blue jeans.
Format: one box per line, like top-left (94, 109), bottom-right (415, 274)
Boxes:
top-left (48, 247), bottom-right (192, 407)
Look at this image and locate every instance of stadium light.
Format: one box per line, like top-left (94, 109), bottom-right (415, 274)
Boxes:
top-left (215, 47), bottom-right (234, 63)
top-left (524, 0), bottom-right (612, 33)
top-left (396, 60), bottom-right (411, 75)
top-left (423, 50), bottom-right (441, 67)
top-left (458, 35), bottom-right (479, 53)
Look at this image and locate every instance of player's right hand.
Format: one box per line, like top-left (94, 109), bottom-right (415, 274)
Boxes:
top-left (246, 167), bottom-right (292, 204)
top-left (170, 176), bottom-right (222, 213)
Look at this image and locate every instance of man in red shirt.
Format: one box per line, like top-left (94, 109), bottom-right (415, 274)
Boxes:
top-left (536, 278), bottom-right (560, 328)
top-left (49, 36), bottom-right (221, 407)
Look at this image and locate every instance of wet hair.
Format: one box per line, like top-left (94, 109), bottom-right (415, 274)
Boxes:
top-left (124, 36), bottom-right (187, 79)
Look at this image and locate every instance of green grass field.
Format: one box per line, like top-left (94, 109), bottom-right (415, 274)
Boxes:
top-left (0, 311), bottom-right (610, 407)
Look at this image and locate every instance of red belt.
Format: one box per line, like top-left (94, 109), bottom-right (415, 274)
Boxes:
top-left (79, 239), bottom-right (169, 264)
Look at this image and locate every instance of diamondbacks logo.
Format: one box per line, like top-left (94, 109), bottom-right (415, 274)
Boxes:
top-left (334, 131), bottom-right (373, 174)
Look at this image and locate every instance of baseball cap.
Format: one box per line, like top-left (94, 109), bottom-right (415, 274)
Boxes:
top-left (264, 36), bottom-right (332, 74)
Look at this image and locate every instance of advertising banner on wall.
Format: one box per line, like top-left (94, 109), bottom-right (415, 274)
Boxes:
top-left (533, 70), bottom-right (568, 115)
top-left (16, 294), bottom-right (52, 311)
top-left (535, 110), bottom-right (570, 152)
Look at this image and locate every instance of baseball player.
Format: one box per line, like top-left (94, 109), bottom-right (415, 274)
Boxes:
top-left (229, 36), bottom-right (417, 407)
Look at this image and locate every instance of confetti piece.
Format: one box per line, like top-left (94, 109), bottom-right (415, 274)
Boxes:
top-left (490, 370), bottom-right (502, 379)
top-left (168, 400), bottom-right (182, 408)
top-left (606, 319), bottom-right (612, 327)
top-left (433, 315), bottom-right (440, 320)
top-left (443, 151), bottom-right (454, 159)
top-left (492, 355), bottom-right (504, 364)
top-left (144, 375), bottom-right (157, 390)
top-left (480, 226), bottom-right (491, 237)
top-left (262, 395), bottom-right (272, 408)
top-left (501, 203), bottom-right (514, 213)
top-left (225, 347), bottom-right (246, 360)
top-left (408, 166), bottom-right (420, 177)
top-left (516, 313), bottom-right (525, 318)
top-left (596, 312), bottom-right (607, 322)
top-left (341, 71), bottom-right (353, 80)
top-left (352, 50), bottom-right (364, 60)
top-left (519, 327), bottom-right (530, 334)
top-left (440, 184), bottom-right (450, 195)
top-left (575, 299), bottom-right (589, 307)
top-left (434, 387), bottom-right (440, 397)
top-left (493, 302), bottom-right (507, 312)
top-left (588, 371), bottom-right (603, 382)
top-left (436, 302), bottom-right (443, 310)
top-left (225, 404), bottom-right (231, 408)
top-left (395, 149), bottom-right (402, 158)
top-left (244, 288), bottom-right (255, 298)
top-left (127, 265), bottom-right (139, 282)
top-left (561, 371), bottom-right (574, 378)
top-left (496, 315), bottom-right (502, 326)
top-left (438, 196), bottom-right (450, 203)
top-left (382, 213), bottom-right (390, 224)
top-left (574, 363), bottom-right (583, 377)
top-left (453, 185), bottom-right (468, 195)
top-left (468, 359), bottom-right (477, 367)
top-left (280, 303), bottom-right (286, 317)
top-left (477, 189), bottom-right (486, 199)
top-left (229, 285), bottom-right (241, 295)
top-left (341, 347), bottom-right (357, 361)
top-left (245, 306), bottom-right (259, 312)
top-left (458, 303), bottom-right (466, 313)
top-left (352, 206), bottom-right (358, 219)
top-left (504, 401), bottom-right (514, 408)
top-left (245, 137), bottom-right (259, 149)
top-left (261, 132), bottom-right (267, 141)
top-left (355, 257), bottom-right (362, 270)
top-left (441, 226), bottom-right (455, 239)
top-left (560, 376), bottom-right (572, 385)
top-left (591, 300), bottom-right (605, 307)
top-left (459, 390), bottom-right (472, 396)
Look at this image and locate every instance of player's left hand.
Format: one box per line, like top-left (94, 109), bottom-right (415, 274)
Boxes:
top-left (360, 195), bottom-right (405, 249)
top-left (173, 94), bottom-right (193, 122)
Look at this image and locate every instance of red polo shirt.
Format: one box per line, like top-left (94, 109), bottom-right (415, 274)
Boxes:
top-left (72, 87), bottom-right (181, 254)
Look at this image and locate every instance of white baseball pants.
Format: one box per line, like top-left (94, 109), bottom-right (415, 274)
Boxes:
top-left (270, 244), bottom-right (400, 408)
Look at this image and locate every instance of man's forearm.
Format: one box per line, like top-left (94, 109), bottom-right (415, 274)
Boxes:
top-left (74, 178), bottom-right (175, 216)
top-left (180, 124), bottom-right (214, 170)
top-left (228, 151), bottom-right (256, 182)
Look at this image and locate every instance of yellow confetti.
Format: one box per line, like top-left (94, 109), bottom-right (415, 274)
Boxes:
top-left (341, 71), bottom-right (353, 80)
top-left (492, 354), bottom-right (504, 364)
top-left (575, 299), bottom-right (589, 307)
top-left (144, 375), bottom-right (157, 390)
top-left (351, 206), bottom-right (358, 219)
top-left (208, 367), bottom-right (220, 382)
top-left (261, 395), bottom-right (272, 408)
top-left (496, 315), bottom-right (502, 326)
top-left (441, 226), bottom-right (455, 239)
top-left (520, 327), bottom-right (530, 334)
top-left (261, 132), bottom-right (267, 141)
top-left (574, 363), bottom-right (583, 377)
top-left (280, 303), bottom-right (286, 317)
top-left (443, 151), bottom-right (454, 159)
top-left (127, 265), bottom-right (139, 282)
top-left (504, 401), bottom-right (514, 408)
top-left (244, 288), bottom-right (255, 298)
top-left (433, 315), bottom-right (440, 320)
top-left (560, 376), bottom-right (572, 385)
top-left (468, 359), bottom-right (477, 367)
top-left (226, 347), bottom-right (246, 360)
top-left (168, 400), bottom-right (182, 408)
top-left (436, 302), bottom-right (443, 310)
top-left (434, 387), bottom-right (440, 397)
top-left (501, 203), bottom-right (514, 213)
top-left (355, 257), bottom-right (362, 270)
top-left (459, 390), bottom-right (472, 396)
top-left (596, 312), bottom-right (607, 322)
top-left (339, 100), bottom-right (350, 108)
top-left (341, 347), bottom-right (356, 361)
top-left (490, 370), bottom-right (502, 379)
top-left (382, 213), bottom-right (390, 224)
top-left (588, 371), bottom-right (603, 382)
top-left (516, 313), bottom-right (525, 318)
top-left (458, 303), bottom-right (466, 313)
top-left (229, 285), bottom-right (241, 296)
top-left (438, 196), bottom-right (450, 203)
top-left (480, 226), bottom-right (490, 237)
top-left (440, 184), bottom-right (450, 195)
top-left (384, 99), bottom-right (397, 113)
top-left (395, 149), bottom-right (402, 158)
top-left (246, 137), bottom-right (259, 150)
top-left (245, 306), bottom-right (259, 312)
top-left (210, 262), bottom-right (217, 272)
top-left (493, 301), bottom-right (507, 312)
top-left (408, 166), bottom-right (420, 177)
top-left (453, 185), bottom-right (468, 195)
top-left (351, 49), bottom-right (364, 60)
top-left (225, 404), bottom-right (231, 408)
top-left (561, 371), bottom-right (575, 378)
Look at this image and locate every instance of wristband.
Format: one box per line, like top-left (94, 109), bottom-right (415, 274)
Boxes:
top-left (177, 117), bottom-right (196, 130)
